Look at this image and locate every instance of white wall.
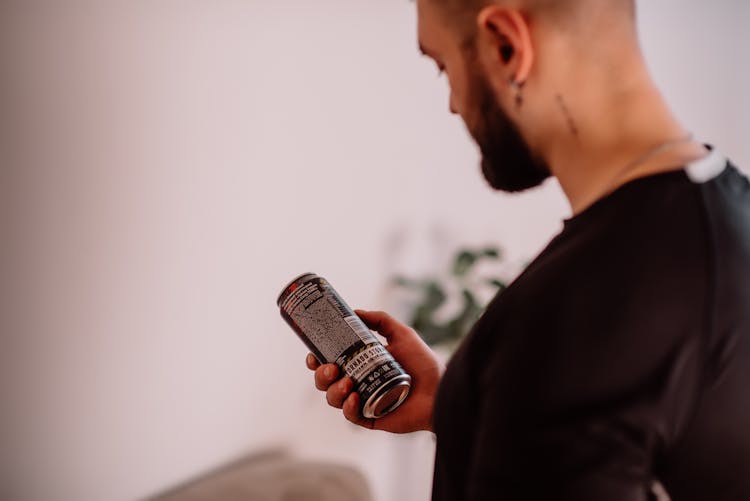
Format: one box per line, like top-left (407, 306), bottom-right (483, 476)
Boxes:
top-left (1, 1), bottom-right (747, 501)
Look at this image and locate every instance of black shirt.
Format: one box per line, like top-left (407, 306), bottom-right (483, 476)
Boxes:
top-left (432, 151), bottom-right (750, 501)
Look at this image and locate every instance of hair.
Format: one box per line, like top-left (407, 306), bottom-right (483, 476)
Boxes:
top-left (429, 0), bottom-right (636, 40)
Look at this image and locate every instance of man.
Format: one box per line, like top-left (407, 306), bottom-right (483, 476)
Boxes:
top-left (307, 0), bottom-right (750, 499)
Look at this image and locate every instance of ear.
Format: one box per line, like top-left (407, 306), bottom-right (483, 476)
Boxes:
top-left (476, 6), bottom-right (534, 85)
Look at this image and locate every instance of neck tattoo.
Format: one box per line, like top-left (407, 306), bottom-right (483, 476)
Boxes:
top-left (555, 94), bottom-right (579, 137)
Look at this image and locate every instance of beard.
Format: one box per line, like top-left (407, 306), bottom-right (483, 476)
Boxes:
top-left (466, 65), bottom-right (551, 192)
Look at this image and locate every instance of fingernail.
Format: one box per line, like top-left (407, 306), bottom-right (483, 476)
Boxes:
top-left (341, 380), bottom-right (350, 395)
top-left (324, 366), bottom-right (334, 378)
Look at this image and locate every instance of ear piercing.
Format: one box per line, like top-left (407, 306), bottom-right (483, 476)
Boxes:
top-left (510, 79), bottom-right (525, 109)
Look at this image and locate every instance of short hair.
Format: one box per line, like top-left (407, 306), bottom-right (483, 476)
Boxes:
top-left (429, 0), bottom-right (636, 39)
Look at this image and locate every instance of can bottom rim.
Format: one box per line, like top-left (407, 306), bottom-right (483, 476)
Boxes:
top-left (362, 376), bottom-right (412, 419)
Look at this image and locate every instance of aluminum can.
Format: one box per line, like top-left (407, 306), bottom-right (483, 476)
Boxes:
top-left (277, 273), bottom-right (411, 418)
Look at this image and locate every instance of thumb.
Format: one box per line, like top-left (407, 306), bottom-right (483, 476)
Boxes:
top-left (354, 309), bottom-right (410, 342)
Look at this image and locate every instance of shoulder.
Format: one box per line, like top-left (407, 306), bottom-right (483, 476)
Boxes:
top-left (469, 173), bottom-right (714, 412)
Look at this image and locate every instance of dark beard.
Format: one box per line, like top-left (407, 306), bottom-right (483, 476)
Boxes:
top-left (468, 68), bottom-right (551, 192)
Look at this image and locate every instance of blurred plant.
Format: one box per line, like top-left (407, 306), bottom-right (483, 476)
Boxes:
top-left (392, 246), bottom-right (508, 347)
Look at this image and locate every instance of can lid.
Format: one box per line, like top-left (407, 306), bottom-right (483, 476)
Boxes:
top-left (276, 272), bottom-right (318, 307)
top-left (363, 377), bottom-right (411, 419)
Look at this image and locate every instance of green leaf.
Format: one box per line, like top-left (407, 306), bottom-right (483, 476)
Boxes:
top-left (481, 247), bottom-right (501, 259)
top-left (487, 278), bottom-right (507, 290)
top-left (458, 289), bottom-right (478, 316)
top-left (453, 250), bottom-right (477, 276)
top-left (392, 243), bottom-right (512, 347)
top-left (393, 276), bottom-right (425, 288)
top-left (423, 281), bottom-right (446, 309)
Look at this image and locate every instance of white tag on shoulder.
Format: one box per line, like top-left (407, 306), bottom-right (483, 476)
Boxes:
top-left (685, 148), bottom-right (726, 183)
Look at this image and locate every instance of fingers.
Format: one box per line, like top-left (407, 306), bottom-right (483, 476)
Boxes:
top-left (310, 360), bottom-right (355, 413)
top-left (326, 376), bottom-right (354, 409)
top-left (314, 363), bottom-right (339, 391)
top-left (354, 309), bottom-right (407, 341)
top-left (342, 392), bottom-right (374, 430)
top-left (306, 353), bottom-right (320, 371)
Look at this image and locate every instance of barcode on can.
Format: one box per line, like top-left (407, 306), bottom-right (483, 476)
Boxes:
top-left (343, 315), bottom-right (378, 344)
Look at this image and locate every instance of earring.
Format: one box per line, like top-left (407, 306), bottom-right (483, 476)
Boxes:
top-left (510, 79), bottom-right (524, 109)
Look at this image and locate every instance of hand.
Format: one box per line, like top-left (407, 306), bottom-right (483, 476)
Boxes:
top-left (306, 309), bottom-right (444, 434)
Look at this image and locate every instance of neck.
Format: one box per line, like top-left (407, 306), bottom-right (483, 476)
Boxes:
top-left (540, 61), bottom-right (707, 215)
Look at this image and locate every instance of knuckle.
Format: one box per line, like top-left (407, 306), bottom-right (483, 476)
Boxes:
top-left (323, 364), bottom-right (338, 382)
top-left (343, 395), bottom-right (358, 416)
top-left (314, 373), bottom-right (328, 391)
top-left (330, 382), bottom-right (343, 398)
top-left (344, 407), bottom-right (358, 424)
top-left (326, 388), bottom-right (342, 408)
top-left (306, 354), bottom-right (319, 370)
top-left (339, 378), bottom-right (350, 394)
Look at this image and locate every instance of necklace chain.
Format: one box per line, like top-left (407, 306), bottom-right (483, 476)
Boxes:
top-left (604, 132), bottom-right (695, 193)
